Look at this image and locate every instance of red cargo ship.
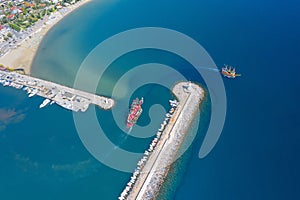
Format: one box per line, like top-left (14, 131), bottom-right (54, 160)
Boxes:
top-left (127, 97), bottom-right (144, 128)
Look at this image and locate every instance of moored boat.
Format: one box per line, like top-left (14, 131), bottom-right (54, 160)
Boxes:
top-left (28, 89), bottom-right (38, 97)
top-left (39, 99), bottom-right (51, 108)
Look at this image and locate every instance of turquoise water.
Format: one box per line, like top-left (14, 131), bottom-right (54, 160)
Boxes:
top-left (1, 0), bottom-right (300, 199)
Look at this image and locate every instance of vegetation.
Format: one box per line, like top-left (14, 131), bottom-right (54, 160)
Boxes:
top-left (0, 0), bottom-right (82, 31)
top-left (9, 23), bottom-right (21, 31)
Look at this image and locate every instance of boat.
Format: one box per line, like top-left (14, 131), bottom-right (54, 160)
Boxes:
top-left (127, 97), bottom-right (143, 128)
top-left (39, 99), bottom-right (51, 108)
top-left (3, 80), bottom-right (10, 86)
top-left (28, 89), bottom-right (38, 97)
top-left (221, 65), bottom-right (241, 78)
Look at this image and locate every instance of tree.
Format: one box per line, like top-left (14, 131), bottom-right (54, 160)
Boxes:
top-left (7, 32), bottom-right (12, 38)
top-left (1, 18), bottom-right (7, 24)
top-left (22, 8), bottom-right (27, 15)
top-left (9, 23), bottom-right (21, 32)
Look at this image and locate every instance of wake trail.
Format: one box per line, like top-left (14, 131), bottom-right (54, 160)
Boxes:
top-left (197, 66), bottom-right (220, 72)
top-left (102, 127), bottom-right (132, 161)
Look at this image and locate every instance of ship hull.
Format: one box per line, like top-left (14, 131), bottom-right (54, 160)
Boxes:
top-left (126, 98), bottom-right (144, 128)
top-left (221, 69), bottom-right (236, 78)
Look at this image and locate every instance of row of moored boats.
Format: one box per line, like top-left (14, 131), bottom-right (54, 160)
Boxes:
top-left (23, 86), bottom-right (55, 108)
top-left (0, 73), bottom-right (55, 109)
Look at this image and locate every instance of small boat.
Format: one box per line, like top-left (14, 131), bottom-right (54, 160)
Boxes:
top-left (39, 99), bottom-right (51, 108)
top-left (221, 65), bottom-right (241, 78)
top-left (28, 90), bottom-right (38, 97)
top-left (3, 80), bottom-right (10, 86)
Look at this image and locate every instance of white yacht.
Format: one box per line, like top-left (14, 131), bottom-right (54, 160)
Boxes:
top-left (28, 89), bottom-right (38, 97)
top-left (39, 99), bottom-right (51, 108)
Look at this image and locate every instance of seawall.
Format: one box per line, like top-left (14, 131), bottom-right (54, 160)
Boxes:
top-left (119, 81), bottom-right (204, 200)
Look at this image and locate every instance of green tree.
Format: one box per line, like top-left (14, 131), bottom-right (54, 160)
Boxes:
top-left (9, 23), bottom-right (21, 31)
top-left (1, 18), bottom-right (7, 24)
top-left (22, 8), bottom-right (27, 15)
top-left (7, 32), bottom-right (12, 38)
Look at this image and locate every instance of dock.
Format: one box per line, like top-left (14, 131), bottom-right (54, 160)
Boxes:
top-left (0, 70), bottom-right (114, 111)
top-left (119, 81), bottom-right (204, 200)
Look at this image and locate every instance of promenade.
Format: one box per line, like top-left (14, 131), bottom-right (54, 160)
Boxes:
top-left (119, 82), bottom-right (204, 200)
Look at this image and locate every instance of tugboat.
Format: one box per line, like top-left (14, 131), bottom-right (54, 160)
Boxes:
top-left (221, 65), bottom-right (241, 78)
top-left (127, 97), bottom-right (144, 128)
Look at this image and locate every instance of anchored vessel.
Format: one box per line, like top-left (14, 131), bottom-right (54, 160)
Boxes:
top-left (221, 64), bottom-right (241, 78)
top-left (127, 97), bottom-right (144, 128)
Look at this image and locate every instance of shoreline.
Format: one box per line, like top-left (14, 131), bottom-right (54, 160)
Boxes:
top-left (0, 0), bottom-right (91, 75)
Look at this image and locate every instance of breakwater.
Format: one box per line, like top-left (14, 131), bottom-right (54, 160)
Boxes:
top-left (119, 82), bottom-right (204, 200)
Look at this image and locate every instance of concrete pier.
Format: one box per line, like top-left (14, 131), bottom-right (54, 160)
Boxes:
top-left (119, 81), bottom-right (204, 200)
top-left (0, 70), bottom-right (114, 111)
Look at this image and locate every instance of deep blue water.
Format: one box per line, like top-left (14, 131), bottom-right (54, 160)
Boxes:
top-left (1, 0), bottom-right (300, 199)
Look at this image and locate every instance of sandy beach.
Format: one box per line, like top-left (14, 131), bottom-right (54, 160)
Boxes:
top-left (0, 0), bottom-right (91, 75)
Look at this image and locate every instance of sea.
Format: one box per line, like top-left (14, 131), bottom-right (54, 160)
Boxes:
top-left (1, 0), bottom-right (300, 199)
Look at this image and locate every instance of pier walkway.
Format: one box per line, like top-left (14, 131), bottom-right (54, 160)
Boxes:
top-left (0, 70), bottom-right (114, 111)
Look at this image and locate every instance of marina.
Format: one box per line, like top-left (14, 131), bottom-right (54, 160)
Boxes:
top-left (118, 82), bottom-right (204, 200)
top-left (0, 70), bottom-right (114, 112)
